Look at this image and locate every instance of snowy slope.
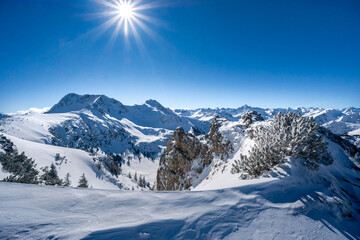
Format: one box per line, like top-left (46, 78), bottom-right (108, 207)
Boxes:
top-left (1, 167), bottom-right (359, 240)
top-left (0, 133), bottom-right (135, 190)
top-left (0, 94), bottom-right (359, 191)
top-left (0, 94), bottom-right (211, 189)
top-left (189, 116), bottom-right (360, 192)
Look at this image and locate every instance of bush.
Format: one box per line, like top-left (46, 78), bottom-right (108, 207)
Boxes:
top-left (232, 112), bottom-right (333, 178)
top-left (0, 151), bottom-right (39, 184)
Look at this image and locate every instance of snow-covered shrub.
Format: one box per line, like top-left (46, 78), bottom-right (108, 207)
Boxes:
top-left (0, 152), bottom-right (39, 184)
top-left (232, 112), bottom-right (333, 178)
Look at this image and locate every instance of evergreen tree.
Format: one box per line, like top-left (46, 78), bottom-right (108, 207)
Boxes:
top-left (63, 173), bottom-right (71, 187)
top-left (102, 155), bottom-right (121, 176)
top-left (232, 112), bottom-right (333, 178)
top-left (0, 151), bottom-right (39, 184)
top-left (134, 171), bottom-right (138, 181)
top-left (77, 173), bottom-right (88, 188)
top-left (139, 175), bottom-right (143, 187)
top-left (128, 172), bottom-right (132, 179)
top-left (41, 163), bottom-right (62, 186)
top-left (138, 175), bottom-right (147, 188)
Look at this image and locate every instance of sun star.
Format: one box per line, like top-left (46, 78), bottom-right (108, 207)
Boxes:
top-left (118, 2), bottom-right (134, 19)
top-left (95, 0), bottom-right (161, 48)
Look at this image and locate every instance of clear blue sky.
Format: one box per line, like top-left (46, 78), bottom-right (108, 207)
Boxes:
top-left (0, 0), bottom-right (359, 112)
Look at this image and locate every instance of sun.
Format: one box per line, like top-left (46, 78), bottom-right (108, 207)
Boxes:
top-left (95, 0), bottom-right (161, 46)
top-left (117, 2), bottom-right (134, 19)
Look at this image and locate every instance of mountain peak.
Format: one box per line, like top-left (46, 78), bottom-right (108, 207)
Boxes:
top-left (145, 99), bottom-right (163, 108)
top-left (145, 99), bottom-right (170, 113)
top-left (46, 93), bottom-right (124, 114)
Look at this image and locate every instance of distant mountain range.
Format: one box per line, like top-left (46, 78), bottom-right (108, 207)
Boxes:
top-left (0, 93), bottom-right (359, 191)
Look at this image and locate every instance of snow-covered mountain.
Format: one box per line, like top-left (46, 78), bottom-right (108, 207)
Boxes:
top-left (1, 119), bottom-right (360, 238)
top-left (0, 93), bottom-right (359, 192)
top-left (175, 106), bottom-right (360, 147)
top-left (1, 93), bottom-right (360, 239)
top-left (0, 94), bottom-right (210, 190)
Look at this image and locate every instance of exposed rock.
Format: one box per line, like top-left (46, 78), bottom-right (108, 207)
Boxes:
top-left (205, 117), bottom-right (234, 160)
top-left (156, 118), bottom-right (234, 191)
top-left (156, 127), bottom-right (208, 191)
top-left (241, 111), bottom-right (264, 127)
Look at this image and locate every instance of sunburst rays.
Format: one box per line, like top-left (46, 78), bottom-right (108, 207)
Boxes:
top-left (93, 0), bottom-right (163, 51)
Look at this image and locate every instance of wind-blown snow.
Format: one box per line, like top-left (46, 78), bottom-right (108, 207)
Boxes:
top-left (1, 166), bottom-right (359, 240)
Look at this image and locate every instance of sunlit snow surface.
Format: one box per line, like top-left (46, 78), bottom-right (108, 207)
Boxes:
top-left (1, 167), bottom-right (359, 240)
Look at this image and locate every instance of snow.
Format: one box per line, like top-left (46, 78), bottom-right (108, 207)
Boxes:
top-left (2, 133), bottom-right (120, 190)
top-left (0, 111), bottom-right (73, 143)
top-left (1, 165), bottom-right (359, 240)
top-left (225, 209), bottom-right (348, 240)
top-left (1, 95), bottom-right (359, 190)
top-left (349, 128), bottom-right (360, 136)
top-left (176, 105), bottom-right (360, 138)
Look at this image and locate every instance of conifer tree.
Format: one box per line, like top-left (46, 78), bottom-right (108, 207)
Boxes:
top-left (232, 112), bottom-right (333, 178)
top-left (63, 173), bottom-right (71, 187)
top-left (41, 163), bottom-right (62, 186)
top-left (139, 175), bottom-right (143, 187)
top-left (0, 151), bottom-right (39, 184)
top-left (77, 173), bottom-right (88, 188)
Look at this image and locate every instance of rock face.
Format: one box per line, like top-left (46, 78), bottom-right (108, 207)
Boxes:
top-left (205, 117), bottom-right (234, 161)
top-left (156, 118), bottom-right (233, 191)
top-left (241, 111), bottom-right (264, 127)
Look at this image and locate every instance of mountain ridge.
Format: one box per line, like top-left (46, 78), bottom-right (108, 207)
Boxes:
top-left (1, 93), bottom-right (359, 191)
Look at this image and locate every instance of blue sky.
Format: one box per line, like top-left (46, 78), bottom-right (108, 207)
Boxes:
top-left (0, 0), bottom-right (359, 112)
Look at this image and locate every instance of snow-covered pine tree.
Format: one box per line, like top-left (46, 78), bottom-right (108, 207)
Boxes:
top-left (134, 171), bottom-right (138, 181)
top-left (0, 151), bottom-right (39, 184)
top-left (41, 163), bottom-right (63, 186)
top-left (63, 173), bottom-right (71, 187)
top-left (139, 175), bottom-right (142, 187)
top-left (231, 112), bottom-right (333, 178)
top-left (138, 175), bottom-right (147, 188)
top-left (142, 176), bottom-right (146, 188)
top-left (77, 173), bottom-right (88, 188)
top-left (128, 172), bottom-right (132, 179)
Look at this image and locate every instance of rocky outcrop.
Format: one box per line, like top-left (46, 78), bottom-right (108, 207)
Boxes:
top-left (156, 118), bottom-right (234, 191)
top-left (156, 127), bottom-right (209, 191)
top-left (241, 111), bottom-right (264, 127)
top-left (205, 117), bottom-right (234, 161)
